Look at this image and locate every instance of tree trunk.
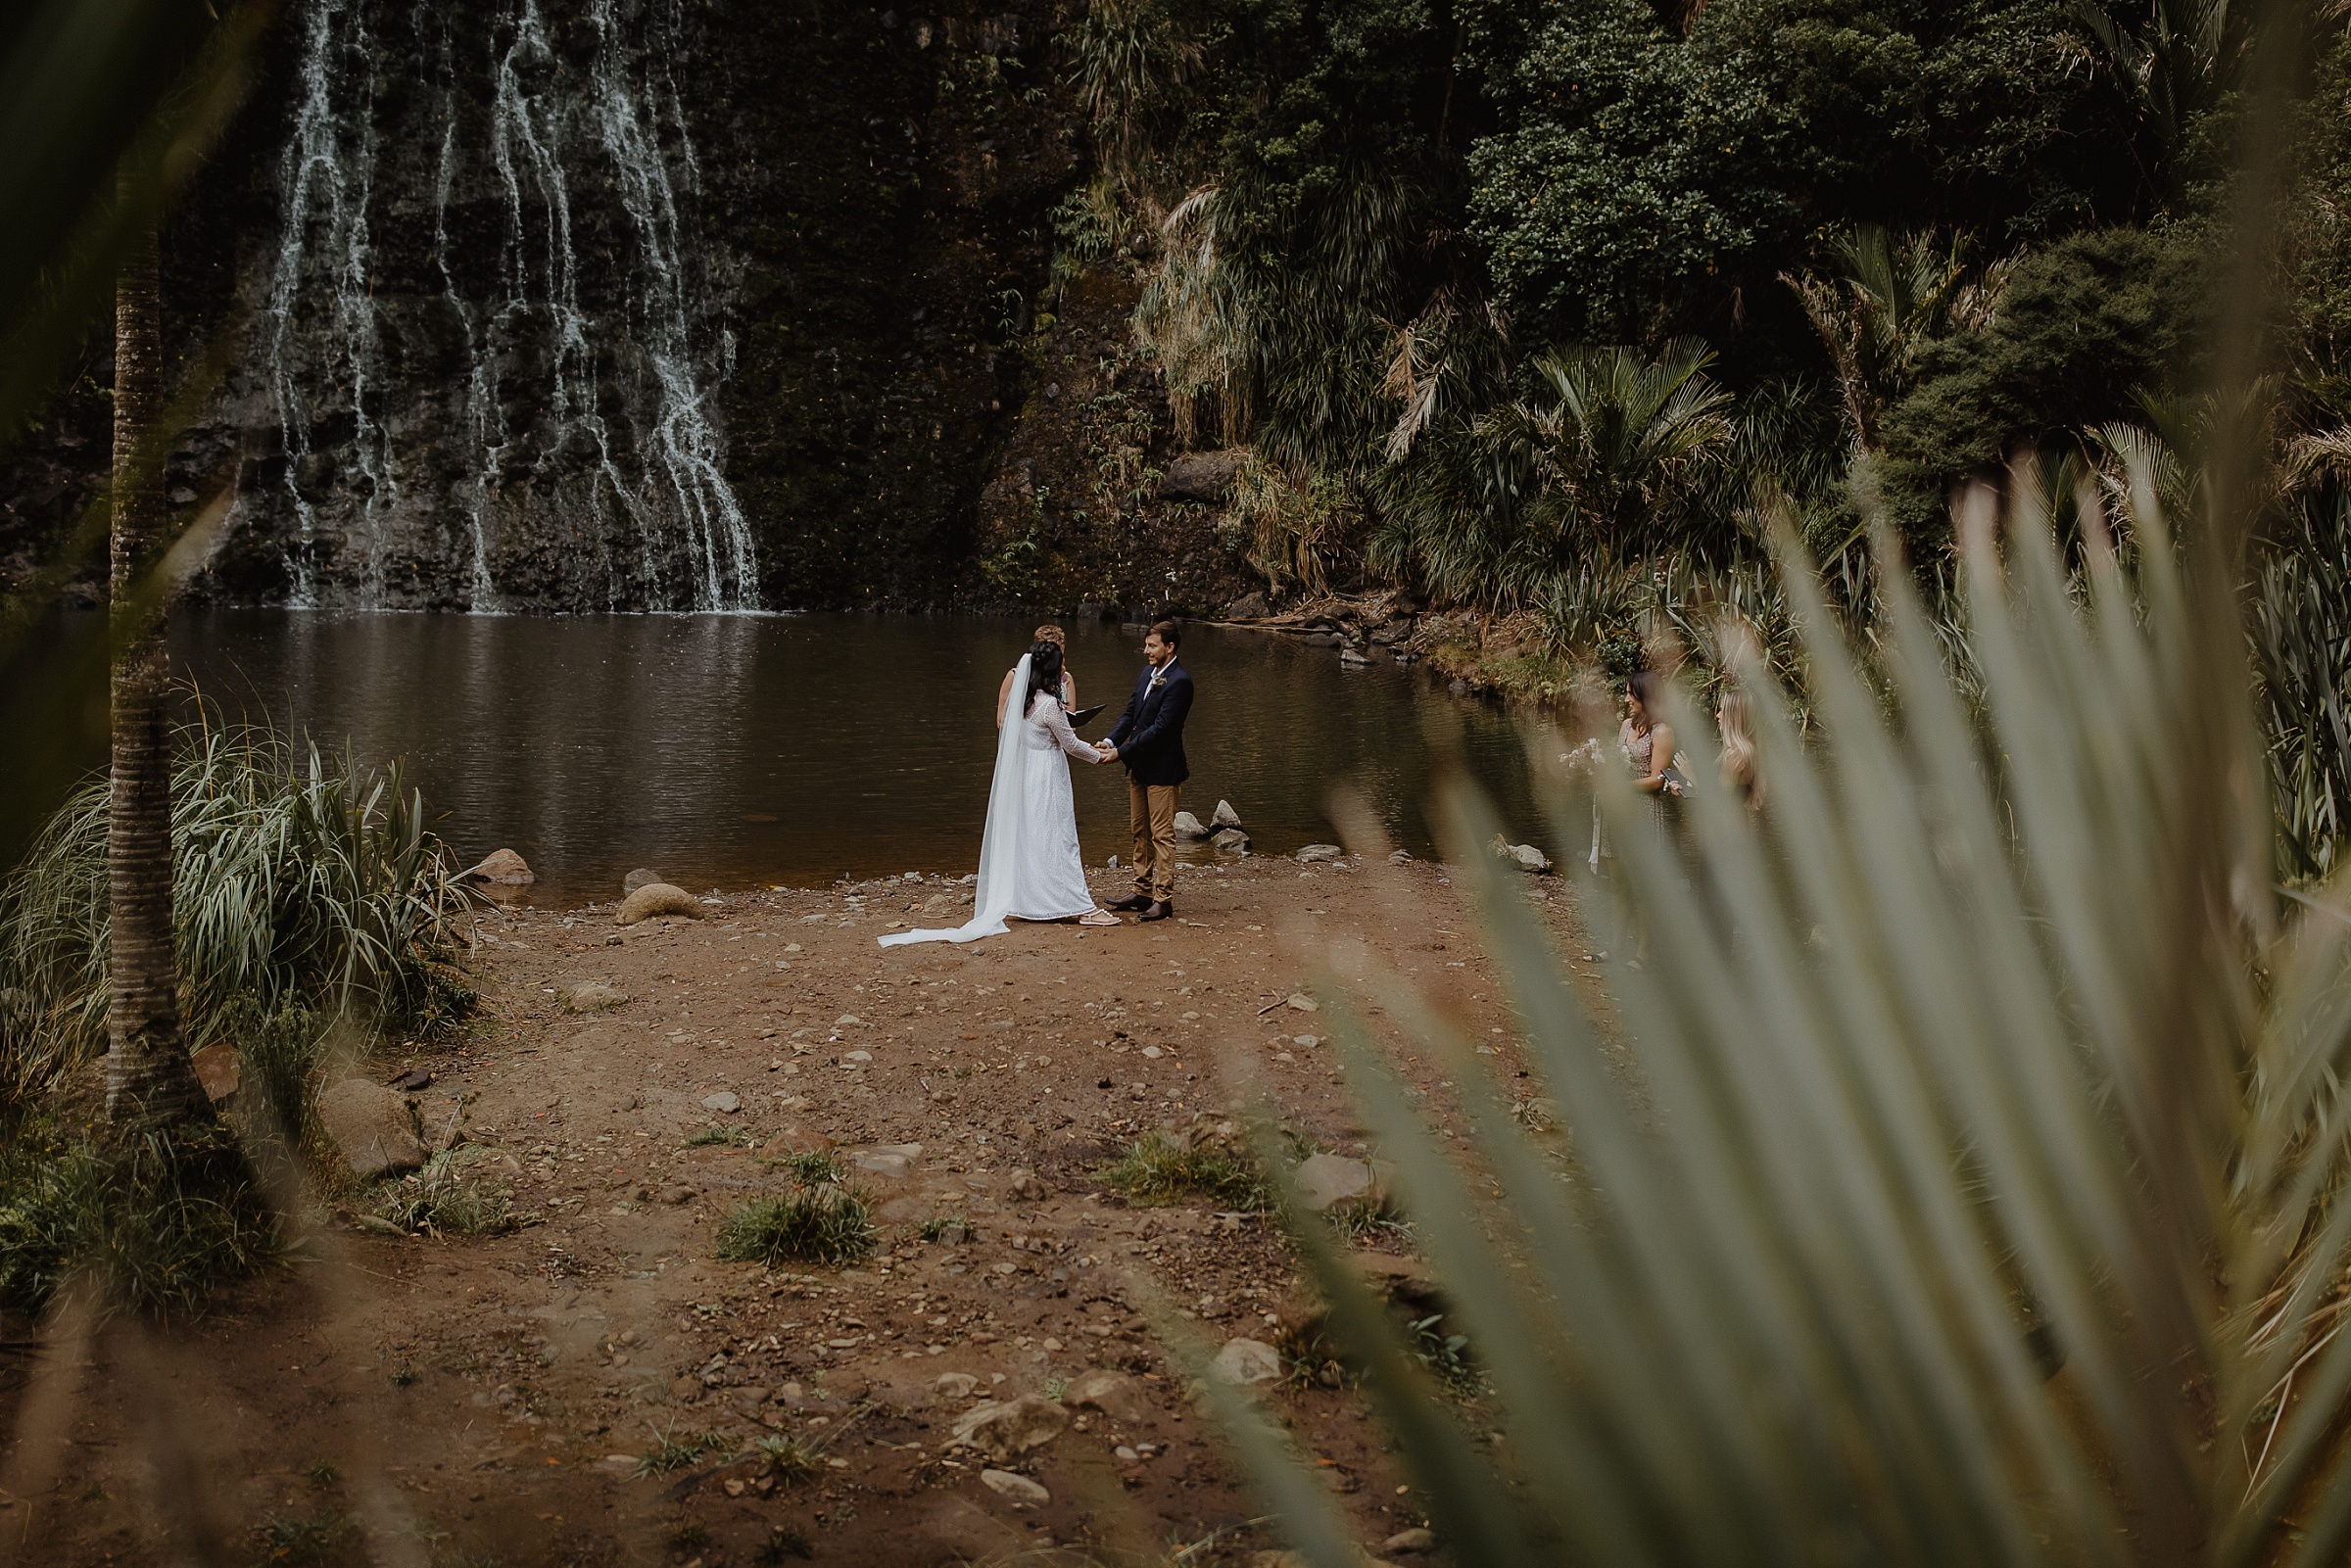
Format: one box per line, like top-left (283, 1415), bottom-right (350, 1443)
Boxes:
top-left (105, 208), bottom-right (207, 1134)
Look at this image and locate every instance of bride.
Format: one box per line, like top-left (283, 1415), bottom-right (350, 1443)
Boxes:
top-left (881, 640), bottom-right (1120, 946)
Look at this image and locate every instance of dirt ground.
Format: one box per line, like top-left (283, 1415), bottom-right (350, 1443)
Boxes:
top-left (1, 849), bottom-right (1576, 1568)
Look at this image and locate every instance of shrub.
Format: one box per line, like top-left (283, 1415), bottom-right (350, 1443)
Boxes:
top-left (0, 716), bottom-right (476, 1109)
top-left (716, 1186), bottom-right (876, 1266)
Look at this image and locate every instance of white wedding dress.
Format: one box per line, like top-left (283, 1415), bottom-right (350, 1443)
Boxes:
top-left (881, 655), bottom-right (1101, 946)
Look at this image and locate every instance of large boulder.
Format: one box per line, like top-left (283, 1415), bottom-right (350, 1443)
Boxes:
top-left (615, 882), bottom-right (704, 925)
top-left (461, 848), bottom-right (536, 884)
top-left (951, 1395), bottom-right (1069, 1461)
top-left (316, 1078), bottom-right (424, 1178)
top-left (1156, 450), bottom-right (1245, 503)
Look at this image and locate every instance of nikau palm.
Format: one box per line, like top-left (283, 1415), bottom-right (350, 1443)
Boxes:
top-left (1221, 464), bottom-right (2351, 1566)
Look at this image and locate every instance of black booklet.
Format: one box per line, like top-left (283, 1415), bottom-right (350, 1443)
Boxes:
top-left (1067, 703), bottom-right (1107, 728)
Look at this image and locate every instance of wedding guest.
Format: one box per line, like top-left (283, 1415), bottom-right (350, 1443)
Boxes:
top-left (1717, 688), bottom-right (1762, 810)
top-left (1620, 670), bottom-right (1684, 799)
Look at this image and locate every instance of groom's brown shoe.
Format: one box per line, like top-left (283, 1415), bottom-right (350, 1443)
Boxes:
top-left (1138, 900), bottom-right (1175, 922)
top-left (1108, 894), bottom-right (1153, 912)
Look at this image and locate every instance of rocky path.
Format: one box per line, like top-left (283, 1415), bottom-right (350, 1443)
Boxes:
top-left (2, 853), bottom-right (1574, 1568)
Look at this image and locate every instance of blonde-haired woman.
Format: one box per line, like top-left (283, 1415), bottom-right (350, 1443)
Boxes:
top-left (1717, 688), bottom-right (1762, 811)
top-left (998, 624), bottom-right (1077, 725)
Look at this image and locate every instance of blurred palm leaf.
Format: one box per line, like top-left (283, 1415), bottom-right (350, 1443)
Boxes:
top-left (1236, 467), bottom-right (2351, 1566)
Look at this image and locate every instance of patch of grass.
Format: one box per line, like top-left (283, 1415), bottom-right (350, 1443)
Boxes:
top-left (635, 1421), bottom-right (732, 1478)
top-left (753, 1434), bottom-right (824, 1482)
top-left (1099, 1131), bottom-right (1272, 1211)
top-left (0, 715), bottom-right (477, 1108)
top-left (1324, 1200), bottom-right (1411, 1242)
top-left (717, 1186), bottom-right (876, 1266)
top-left (919, 1213), bottom-right (971, 1242)
top-left (374, 1148), bottom-right (529, 1237)
top-left (766, 1149), bottom-right (843, 1185)
top-left (251, 1508), bottom-right (357, 1565)
top-left (0, 1119), bottom-right (280, 1318)
top-left (685, 1123), bottom-right (759, 1149)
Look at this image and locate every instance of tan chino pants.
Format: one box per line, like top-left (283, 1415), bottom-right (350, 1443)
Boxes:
top-left (1128, 780), bottom-right (1179, 902)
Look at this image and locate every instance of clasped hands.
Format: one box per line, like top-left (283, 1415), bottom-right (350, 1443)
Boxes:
top-left (1093, 740), bottom-right (1119, 762)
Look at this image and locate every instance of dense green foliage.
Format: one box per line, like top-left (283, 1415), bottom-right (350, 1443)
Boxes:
top-left (0, 719), bottom-right (476, 1111)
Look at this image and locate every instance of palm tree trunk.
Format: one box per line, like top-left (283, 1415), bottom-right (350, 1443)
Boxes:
top-left (105, 208), bottom-right (206, 1134)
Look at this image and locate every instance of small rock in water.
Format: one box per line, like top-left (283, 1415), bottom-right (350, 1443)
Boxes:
top-left (316, 1078), bottom-right (425, 1178)
top-left (981, 1468), bottom-right (1050, 1504)
top-left (1212, 799), bottom-right (1245, 831)
top-left (700, 1091), bottom-right (741, 1114)
top-left (1210, 827), bottom-right (1251, 852)
top-left (1173, 810), bottom-right (1212, 840)
top-left (461, 848), bottom-right (536, 884)
top-left (1490, 836), bottom-right (1553, 874)
top-left (622, 867), bottom-right (665, 896)
top-left (1295, 843), bottom-right (1344, 863)
top-left (615, 882), bottom-right (704, 925)
top-left (1339, 647), bottom-right (1371, 666)
top-left (1211, 1338), bottom-right (1282, 1386)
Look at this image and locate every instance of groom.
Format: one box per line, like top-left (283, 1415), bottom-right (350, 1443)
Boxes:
top-left (1098, 620), bottom-right (1193, 923)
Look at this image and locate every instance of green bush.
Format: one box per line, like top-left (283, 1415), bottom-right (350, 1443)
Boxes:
top-left (0, 717), bottom-right (476, 1109)
top-left (716, 1186), bottom-right (876, 1267)
top-left (1101, 1129), bottom-right (1273, 1211)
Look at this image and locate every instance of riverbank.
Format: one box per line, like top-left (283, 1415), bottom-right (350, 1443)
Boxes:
top-left (2, 854), bottom-right (1574, 1566)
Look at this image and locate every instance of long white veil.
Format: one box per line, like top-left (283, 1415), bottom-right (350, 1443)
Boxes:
top-left (879, 653), bottom-right (1032, 947)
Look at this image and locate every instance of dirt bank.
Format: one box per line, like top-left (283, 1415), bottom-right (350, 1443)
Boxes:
top-left (2, 853), bottom-right (1576, 1567)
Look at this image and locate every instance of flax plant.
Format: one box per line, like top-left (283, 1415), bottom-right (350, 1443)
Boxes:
top-left (1228, 466), bottom-right (2351, 1567)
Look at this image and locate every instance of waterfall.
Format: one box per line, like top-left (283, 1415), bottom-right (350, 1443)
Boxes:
top-left (255, 0), bottom-right (760, 612)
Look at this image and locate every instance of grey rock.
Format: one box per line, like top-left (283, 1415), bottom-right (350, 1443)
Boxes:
top-left (1212, 799), bottom-right (1245, 830)
top-left (934, 1371), bottom-right (980, 1399)
top-left (700, 1091), bottom-right (741, 1114)
top-left (1295, 844), bottom-right (1344, 864)
top-left (615, 881), bottom-right (704, 925)
top-left (1339, 647), bottom-right (1372, 666)
top-left (316, 1078), bottom-right (425, 1179)
top-left (1156, 449), bottom-right (1245, 503)
top-left (1293, 1153), bottom-right (1388, 1213)
top-left (1383, 1528), bottom-right (1436, 1554)
top-left (1065, 1368), bottom-right (1149, 1424)
top-left (1491, 837), bottom-right (1553, 874)
top-left (981, 1468), bottom-right (1050, 1504)
top-left (1210, 827), bottom-right (1251, 852)
top-left (560, 980), bottom-right (629, 1014)
top-left (951, 1394), bottom-right (1068, 1461)
top-left (622, 868), bottom-right (665, 895)
top-left (1211, 1338), bottom-right (1282, 1386)
top-left (847, 1144), bottom-right (924, 1182)
top-left (1173, 810), bottom-right (1212, 840)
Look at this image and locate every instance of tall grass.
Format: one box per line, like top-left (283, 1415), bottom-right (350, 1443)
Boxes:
top-left (1214, 469), bottom-right (2351, 1566)
top-left (0, 714), bottom-right (475, 1110)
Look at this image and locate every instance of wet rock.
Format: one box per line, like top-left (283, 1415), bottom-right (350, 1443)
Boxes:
top-left (1156, 450), bottom-right (1244, 503)
top-left (981, 1468), bottom-right (1050, 1504)
top-left (1211, 827), bottom-right (1251, 852)
top-left (1212, 799), bottom-right (1245, 831)
top-left (461, 848), bottom-right (536, 884)
top-left (951, 1395), bottom-right (1068, 1461)
top-left (1382, 1528), bottom-right (1436, 1554)
top-left (1292, 1153), bottom-right (1385, 1212)
top-left (1212, 1338), bottom-right (1281, 1386)
top-left (700, 1091), bottom-right (741, 1115)
top-left (1490, 836), bottom-right (1552, 873)
top-left (615, 882), bottom-right (704, 925)
top-left (623, 868), bottom-right (665, 895)
top-left (1173, 810), bottom-right (1212, 840)
top-left (1295, 844), bottom-right (1344, 863)
top-left (935, 1372), bottom-right (980, 1399)
top-left (1066, 1369), bottom-right (1148, 1425)
top-left (188, 1042), bottom-right (242, 1105)
top-left (560, 980), bottom-right (629, 1013)
top-left (317, 1079), bottom-right (424, 1178)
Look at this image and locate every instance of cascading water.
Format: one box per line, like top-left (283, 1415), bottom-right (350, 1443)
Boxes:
top-left (252, 0), bottom-right (760, 612)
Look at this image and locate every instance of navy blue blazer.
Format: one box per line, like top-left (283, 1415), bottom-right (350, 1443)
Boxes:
top-left (1105, 658), bottom-right (1193, 787)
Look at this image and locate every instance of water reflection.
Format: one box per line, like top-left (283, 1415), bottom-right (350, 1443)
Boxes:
top-left (6, 612), bottom-right (1554, 905)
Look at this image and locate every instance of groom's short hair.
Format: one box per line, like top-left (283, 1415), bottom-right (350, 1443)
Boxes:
top-left (1148, 619), bottom-right (1181, 650)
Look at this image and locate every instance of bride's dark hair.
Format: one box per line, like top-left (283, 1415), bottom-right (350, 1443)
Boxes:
top-left (1024, 640), bottom-right (1065, 717)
